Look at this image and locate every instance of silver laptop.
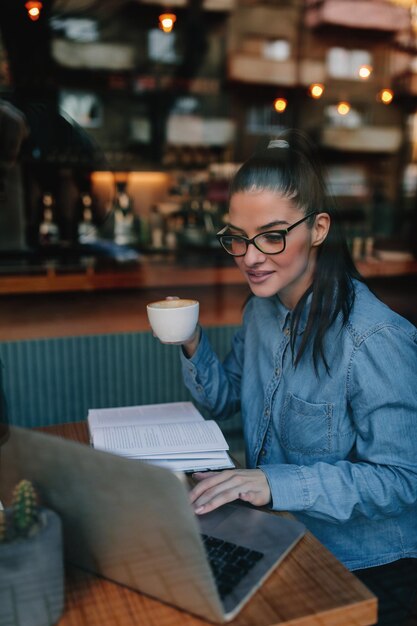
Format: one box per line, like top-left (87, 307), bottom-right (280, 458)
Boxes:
top-left (0, 427), bottom-right (305, 623)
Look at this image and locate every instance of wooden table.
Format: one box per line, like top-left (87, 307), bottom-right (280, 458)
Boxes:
top-left (40, 422), bottom-right (377, 626)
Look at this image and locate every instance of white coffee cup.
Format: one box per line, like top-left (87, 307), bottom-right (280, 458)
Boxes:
top-left (146, 298), bottom-right (199, 343)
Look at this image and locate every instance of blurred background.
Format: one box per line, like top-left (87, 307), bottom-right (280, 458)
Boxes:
top-left (0, 0), bottom-right (417, 340)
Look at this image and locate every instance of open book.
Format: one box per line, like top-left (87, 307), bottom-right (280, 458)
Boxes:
top-left (87, 401), bottom-right (235, 473)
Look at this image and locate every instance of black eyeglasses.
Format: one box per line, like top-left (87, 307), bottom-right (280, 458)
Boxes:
top-left (216, 212), bottom-right (318, 257)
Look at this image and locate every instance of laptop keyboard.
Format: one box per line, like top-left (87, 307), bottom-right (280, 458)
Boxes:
top-left (201, 534), bottom-right (264, 599)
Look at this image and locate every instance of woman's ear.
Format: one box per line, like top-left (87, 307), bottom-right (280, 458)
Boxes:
top-left (311, 212), bottom-right (330, 247)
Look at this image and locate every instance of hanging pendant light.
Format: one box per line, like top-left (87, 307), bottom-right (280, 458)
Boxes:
top-left (159, 13), bottom-right (176, 33)
top-left (308, 83), bottom-right (325, 99)
top-left (273, 97), bottom-right (287, 113)
top-left (337, 101), bottom-right (351, 115)
top-left (358, 65), bottom-right (373, 80)
top-left (377, 88), bottom-right (394, 105)
top-left (25, 1), bottom-right (43, 21)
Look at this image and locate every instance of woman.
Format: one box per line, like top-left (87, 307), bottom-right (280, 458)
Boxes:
top-left (169, 131), bottom-right (417, 620)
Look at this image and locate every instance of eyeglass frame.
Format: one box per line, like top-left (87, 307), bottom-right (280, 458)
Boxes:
top-left (216, 211), bottom-right (319, 257)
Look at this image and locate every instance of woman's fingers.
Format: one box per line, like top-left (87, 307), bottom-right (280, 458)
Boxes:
top-left (190, 470), bottom-right (234, 503)
top-left (189, 469), bottom-right (271, 514)
top-left (194, 485), bottom-right (241, 514)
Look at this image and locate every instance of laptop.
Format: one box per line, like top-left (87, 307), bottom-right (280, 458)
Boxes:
top-left (0, 426), bottom-right (305, 623)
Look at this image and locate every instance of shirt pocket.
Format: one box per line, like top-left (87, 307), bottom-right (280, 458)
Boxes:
top-left (279, 393), bottom-right (334, 455)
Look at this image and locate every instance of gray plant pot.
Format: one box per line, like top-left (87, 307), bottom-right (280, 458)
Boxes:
top-left (0, 508), bottom-right (64, 626)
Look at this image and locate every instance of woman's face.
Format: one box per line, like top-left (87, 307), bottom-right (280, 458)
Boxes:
top-left (228, 188), bottom-right (325, 309)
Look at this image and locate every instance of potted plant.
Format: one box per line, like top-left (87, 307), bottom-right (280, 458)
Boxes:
top-left (0, 479), bottom-right (65, 626)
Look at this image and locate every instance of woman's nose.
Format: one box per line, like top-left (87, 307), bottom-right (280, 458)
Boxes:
top-left (243, 242), bottom-right (266, 265)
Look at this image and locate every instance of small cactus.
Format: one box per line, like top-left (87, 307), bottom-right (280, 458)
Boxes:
top-left (0, 480), bottom-right (41, 543)
top-left (12, 480), bottom-right (39, 537)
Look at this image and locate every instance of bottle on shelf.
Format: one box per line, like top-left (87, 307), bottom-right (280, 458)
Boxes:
top-left (39, 192), bottom-right (59, 246)
top-left (113, 188), bottom-right (139, 247)
top-left (77, 194), bottom-right (98, 244)
top-left (149, 205), bottom-right (164, 249)
top-left (202, 200), bottom-right (216, 234)
top-left (165, 227), bottom-right (177, 250)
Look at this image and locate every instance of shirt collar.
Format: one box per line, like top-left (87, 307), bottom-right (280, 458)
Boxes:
top-left (275, 291), bottom-right (312, 335)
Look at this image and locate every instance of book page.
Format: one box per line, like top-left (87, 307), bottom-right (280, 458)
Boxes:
top-left (145, 453), bottom-right (235, 472)
top-left (139, 451), bottom-right (228, 460)
top-left (88, 402), bottom-right (203, 429)
top-left (92, 420), bottom-right (228, 456)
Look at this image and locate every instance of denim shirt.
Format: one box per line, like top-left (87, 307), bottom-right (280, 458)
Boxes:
top-left (181, 280), bottom-right (417, 570)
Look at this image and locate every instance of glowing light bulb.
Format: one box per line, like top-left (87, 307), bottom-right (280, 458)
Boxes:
top-left (337, 101), bottom-right (351, 116)
top-left (378, 89), bottom-right (394, 105)
top-left (359, 65), bottom-right (372, 80)
top-left (273, 98), bottom-right (287, 113)
top-left (159, 13), bottom-right (176, 33)
top-left (309, 83), bottom-right (325, 99)
top-left (25, 1), bottom-right (42, 21)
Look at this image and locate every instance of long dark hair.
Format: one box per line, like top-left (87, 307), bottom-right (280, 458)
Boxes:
top-left (229, 129), bottom-right (363, 373)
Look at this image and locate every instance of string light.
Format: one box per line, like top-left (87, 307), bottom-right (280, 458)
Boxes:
top-left (25, 1), bottom-right (43, 21)
top-left (159, 13), bottom-right (176, 33)
top-left (337, 101), bottom-right (351, 115)
top-left (273, 97), bottom-right (287, 113)
top-left (378, 88), bottom-right (394, 104)
top-left (359, 65), bottom-right (372, 79)
top-left (309, 83), bottom-right (325, 99)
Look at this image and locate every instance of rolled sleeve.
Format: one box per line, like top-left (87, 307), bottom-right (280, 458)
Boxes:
top-left (260, 464), bottom-right (312, 511)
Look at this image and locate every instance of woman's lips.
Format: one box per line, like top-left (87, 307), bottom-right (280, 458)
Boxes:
top-left (245, 269), bottom-right (274, 284)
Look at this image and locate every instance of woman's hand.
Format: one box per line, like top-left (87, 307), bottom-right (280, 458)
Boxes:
top-left (189, 469), bottom-right (271, 514)
top-left (181, 325), bottom-right (200, 357)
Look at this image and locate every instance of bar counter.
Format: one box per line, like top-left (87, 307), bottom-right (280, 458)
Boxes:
top-left (0, 254), bottom-right (417, 295)
top-left (0, 256), bottom-right (416, 342)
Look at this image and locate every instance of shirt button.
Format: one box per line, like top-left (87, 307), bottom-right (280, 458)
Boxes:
top-left (275, 367), bottom-right (281, 377)
top-left (264, 408), bottom-right (270, 416)
top-left (284, 328), bottom-right (291, 336)
top-left (260, 449), bottom-right (267, 456)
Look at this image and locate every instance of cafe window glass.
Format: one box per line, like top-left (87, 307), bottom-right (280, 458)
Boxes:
top-left (327, 48), bottom-right (372, 79)
top-left (325, 104), bottom-right (363, 129)
top-left (263, 39), bottom-right (290, 61)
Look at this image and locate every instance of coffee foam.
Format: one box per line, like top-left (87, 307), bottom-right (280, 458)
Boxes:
top-left (148, 299), bottom-right (198, 309)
